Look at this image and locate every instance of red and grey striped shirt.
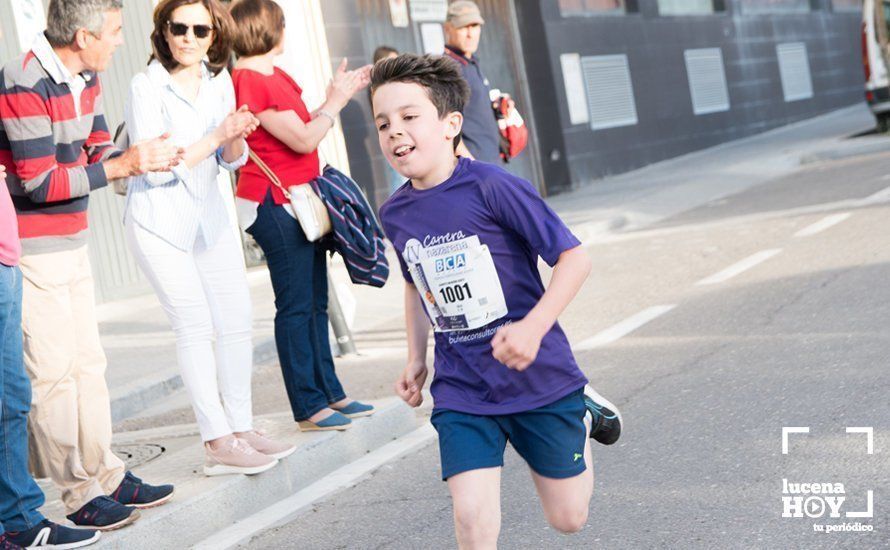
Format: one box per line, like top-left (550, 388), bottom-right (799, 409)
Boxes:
top-left (0, 33), bottom-right (120, 254)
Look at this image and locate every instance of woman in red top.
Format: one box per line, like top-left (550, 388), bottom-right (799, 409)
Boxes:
top-left (230, 0), bottom-right (373, 431)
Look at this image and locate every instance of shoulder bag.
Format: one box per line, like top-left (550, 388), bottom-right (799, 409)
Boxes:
top-left (248, 150), bottom-right (332, 242)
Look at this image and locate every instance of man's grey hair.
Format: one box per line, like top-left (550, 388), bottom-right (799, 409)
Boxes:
top-left (45, 0), bottom-right (123, 47)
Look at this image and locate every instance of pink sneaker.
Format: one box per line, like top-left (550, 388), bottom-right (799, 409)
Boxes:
top-left (236, 430), bottom-right (297, 460)
top-left (203, 436), bottom-right (278, 476)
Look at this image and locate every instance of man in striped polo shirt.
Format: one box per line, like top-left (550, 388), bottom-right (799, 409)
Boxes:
top-left (0, 0), bottom-right (179, 532)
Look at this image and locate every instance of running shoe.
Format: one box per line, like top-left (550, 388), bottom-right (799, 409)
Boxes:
top-left (236, 430), bottom-right (297, 460)
top-left (583, 385), bottom-right (622, 445)
top-left (5, 520), bottom-right (101, 549)
top-left (204, 436), bottom-right (278, 476)
top-left (110, 471), bottom-right (175, 509)
top-left (66, 496), bottom-right (140, 531)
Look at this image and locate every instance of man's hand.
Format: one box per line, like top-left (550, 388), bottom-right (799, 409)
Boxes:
top-left (395, 361), bottom-right (428, 407)
top-left (105, 133), bottom-right (183, 179)
top-left (491, 318), bottom-right (548, 371)
top-left (0, 164), bottom-right (6, 183)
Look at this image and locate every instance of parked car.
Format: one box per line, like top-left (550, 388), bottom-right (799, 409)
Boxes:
top-left (863, 0), bottom-right (890, 131)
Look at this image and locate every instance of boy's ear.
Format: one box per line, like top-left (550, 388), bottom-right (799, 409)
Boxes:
top-left (445, 110), bottom-right (463, 142)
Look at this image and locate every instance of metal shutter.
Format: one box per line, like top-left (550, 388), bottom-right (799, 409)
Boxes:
top-left (684, 48), bottom-right (730, 115)
top-left (581, 54), bottom-right (638, 130)
top-left (776, 42), bottom-right (813, 102)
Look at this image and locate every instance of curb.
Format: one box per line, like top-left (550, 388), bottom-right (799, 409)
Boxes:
top-left (96, 399), bottom-right (419, 549)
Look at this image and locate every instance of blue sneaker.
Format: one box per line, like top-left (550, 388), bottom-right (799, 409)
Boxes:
top-left (6, 519), bottom-right (101, 548)
top-left (66, 496), bottom-right (140, 531)
top-left (298, 411), bottom-right (352, 431)
top-left (583, 385), bottom-right (622, 445)
top-left (110, 471), bottom-right (174, 509)
top-left (331, 401), bottom-right (375, 418)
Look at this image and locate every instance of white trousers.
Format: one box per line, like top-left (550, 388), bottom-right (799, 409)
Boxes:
top-left (125, 221), bottom-right (254, 441)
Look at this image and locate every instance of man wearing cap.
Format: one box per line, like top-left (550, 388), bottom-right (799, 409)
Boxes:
top-left (444, 0), bottom-right (502, 164)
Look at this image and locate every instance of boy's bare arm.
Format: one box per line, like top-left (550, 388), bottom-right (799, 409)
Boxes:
top-left (395, 282), bottom-right (431, 407)
top-left (492, 245), bottom-right (592, 371)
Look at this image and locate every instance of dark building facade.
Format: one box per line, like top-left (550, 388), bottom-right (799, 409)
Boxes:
top-left (321, 0), bottom-right (863, 204)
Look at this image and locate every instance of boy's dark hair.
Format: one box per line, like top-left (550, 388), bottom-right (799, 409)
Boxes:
top-left (370, 54), bottom-right (470, 119)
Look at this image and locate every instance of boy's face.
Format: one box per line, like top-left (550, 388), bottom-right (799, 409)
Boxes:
top-left (373, 81), bottom-right (462, 185)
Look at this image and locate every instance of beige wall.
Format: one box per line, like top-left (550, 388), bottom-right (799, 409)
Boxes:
top-left (274, 0), bottom-right (349, 174)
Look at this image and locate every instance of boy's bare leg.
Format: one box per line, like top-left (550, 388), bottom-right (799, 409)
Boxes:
top-left (447, 467), bottom-right (502, 550)
top-left (530, 419), bottom-right (594, 533)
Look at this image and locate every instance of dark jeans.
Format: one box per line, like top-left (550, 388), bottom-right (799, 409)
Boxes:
top-left (247, 193), bottom-right (346, 421)
top-left (0, 264), bottom-right (45, 533)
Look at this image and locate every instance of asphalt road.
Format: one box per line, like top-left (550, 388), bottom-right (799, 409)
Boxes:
top-left (234, 150), bottom-right (890, 549)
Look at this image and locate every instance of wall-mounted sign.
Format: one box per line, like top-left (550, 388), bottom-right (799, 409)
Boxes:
top-left (389, 0), bottom-right (410, 27)
top-left (420, 23), bottom-right (444, 55)
top-left (410, 0), bottom-right (447, 22)
top-left (559, 53), bottom-right (589, 125)
top-left (10, 0), bottom-right (46, 54)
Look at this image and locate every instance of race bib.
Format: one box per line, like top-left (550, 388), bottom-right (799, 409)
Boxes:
top-left (404, 235), bottom-right (508, 332)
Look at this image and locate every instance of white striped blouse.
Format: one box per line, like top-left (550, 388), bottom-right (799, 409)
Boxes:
top-left (123, 59), bottom-right (248, 252)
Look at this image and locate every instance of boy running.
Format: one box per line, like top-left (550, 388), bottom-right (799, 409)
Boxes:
top-left (372, 54), bottom-right (622, 548)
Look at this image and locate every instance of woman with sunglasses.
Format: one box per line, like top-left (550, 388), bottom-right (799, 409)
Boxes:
top-left (123, 0), bottom-right (295, 476)
top-left (228, 0), bottom-right (374, 432)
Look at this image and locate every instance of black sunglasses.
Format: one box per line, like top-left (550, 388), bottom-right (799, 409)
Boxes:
top-left (166, 21), bottom-right (214, 39)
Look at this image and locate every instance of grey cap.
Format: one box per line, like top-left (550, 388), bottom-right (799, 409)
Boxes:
top-left (447, 0), bottom-right (485, 28)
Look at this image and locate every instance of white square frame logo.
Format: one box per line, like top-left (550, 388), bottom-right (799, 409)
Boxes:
top-left (781, 426), bottom-right (875, 521)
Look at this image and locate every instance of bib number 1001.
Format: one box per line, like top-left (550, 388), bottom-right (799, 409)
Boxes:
top-left (439, 283), bottom-right (472, 304)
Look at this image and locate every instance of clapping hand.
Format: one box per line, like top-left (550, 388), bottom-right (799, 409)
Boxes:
top-left (215, 105), bottom-right (259, 145)
top-left (326, 58), bottom-right (373, 109)
top-left (126, 133), bottom-right (184, 175)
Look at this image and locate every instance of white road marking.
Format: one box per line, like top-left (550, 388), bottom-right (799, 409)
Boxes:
top-left (864, 184), bottom-right (890, 203)
top-left (695, 249), bottom-right (782, 286)
top-left (192, 424), bottom-right (437, 550)
top-left (575, 305), bottom-right (676, 350)
top-left (793, 212), bottom-right (851, 238)
top-left (586, 187), bottom-right (890, 248)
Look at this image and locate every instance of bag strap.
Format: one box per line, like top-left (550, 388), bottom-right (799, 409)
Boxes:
top-left (248, 150), bottom-right (291, 200)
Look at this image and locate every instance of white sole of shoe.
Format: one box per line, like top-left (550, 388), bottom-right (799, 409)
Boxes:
top-left (28, 529), bottom-right (102, 549)
top-left (88, 509), bottom-right (141, 532)
top-left (203, 459), bottom-right (278, 477)
top-left (583, 384), bottom-right (623, 425)
top-left (264, 445), bottom-right (297, 460)
top-left (129, 489), bottom-right (175, 509)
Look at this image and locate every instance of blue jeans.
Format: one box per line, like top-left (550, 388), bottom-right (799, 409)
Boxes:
top-left (247, 194), bottom-right (346, 421)
top-left (0, 264), bottom-right (45, 533)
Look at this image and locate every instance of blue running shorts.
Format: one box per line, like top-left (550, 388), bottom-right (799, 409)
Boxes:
top-left (430, 388), bottom-right (588, 480)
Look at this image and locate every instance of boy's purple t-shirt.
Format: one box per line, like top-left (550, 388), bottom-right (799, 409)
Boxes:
top-left (379, 157), bottom-right (588, 415)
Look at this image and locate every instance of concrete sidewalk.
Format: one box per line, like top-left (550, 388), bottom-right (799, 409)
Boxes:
top-left (47, 102), bottom-right (881, 548)
top-left (35, 399), bottom-right (420, 549)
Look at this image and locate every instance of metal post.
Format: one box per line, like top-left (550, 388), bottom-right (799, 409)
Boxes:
top-left (327, 273), bottom-right (357, 356)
